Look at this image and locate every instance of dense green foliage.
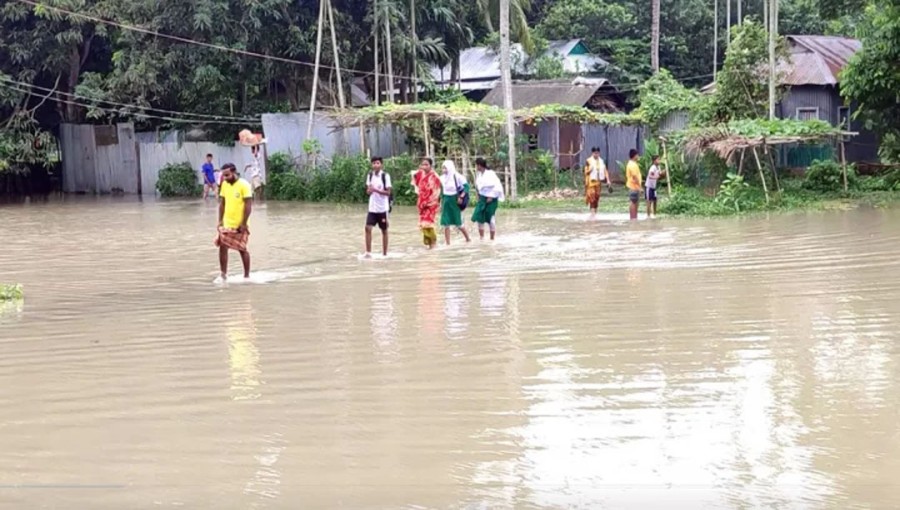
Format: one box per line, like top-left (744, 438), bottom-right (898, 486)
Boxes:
top-left (802, 159), bottom-right (856, 192)
top-left (0, 284), bottom-right (24, 301)
top-left (156, 162), bottom-right (201, 197)
top-left (635, 69), bottom-right (702, 129)
top-left (840, 0), bottom-right (900, 162)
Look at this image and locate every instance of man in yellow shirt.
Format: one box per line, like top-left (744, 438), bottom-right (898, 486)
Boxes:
top-left (625, 149), bottom-right (643, 220)
top-left (215, 163), bottom-right (253, 281)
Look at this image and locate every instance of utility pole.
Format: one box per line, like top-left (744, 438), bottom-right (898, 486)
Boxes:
top-left (410, 0), bottom-right (418, 102)
top-left (499, 0), bottom-right (517, 200)
top-left (768, 0), bottom-right (777, 119)
top-left (726, 0), bottom-right (731, 47)
top-left (737, 0), bottom-right (742, 25)
top-left (385, 11), bottom-right (396, 104)
top-left (374, 1), bottom-right (380, 105)
top-left (713, 0), bottom-right (718, 81)
top-left (651, 0), bottom-right (660, 73)
top-left (307, 0), bottom-right (327, 139)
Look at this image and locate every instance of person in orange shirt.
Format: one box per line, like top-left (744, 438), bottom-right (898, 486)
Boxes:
top-left (625, 149), bottom-right (643, 220)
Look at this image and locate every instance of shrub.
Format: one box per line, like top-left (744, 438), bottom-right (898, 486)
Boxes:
top-left (267, 152), bottom-right (294, 176)
top-left (803, 159), bottom-right (856, 193)
top-left (156, 162), bottom-right (201, 197)
top-left (268, 172), bottom-right (305, 201)
top-left (659, 186), bottom-right (730, 216)
top-left (715, 172), bottom-right (751, 212)
top-left (1, 284), bottom-right (24, 301)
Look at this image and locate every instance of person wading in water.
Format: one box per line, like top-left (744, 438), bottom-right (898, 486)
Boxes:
top-left (471, 157), bottom-right (504, 240)
top-left (215, 163), bottom-right (253, 281)
top-left (364, 156), bottom-right (392, 258)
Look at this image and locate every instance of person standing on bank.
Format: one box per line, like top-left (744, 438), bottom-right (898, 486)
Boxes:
top-left (625, 149), bottom-right (643, 220)
top-left (471, 157), bottom-right (505, 240)
top-left (439, 160), bottom-right (471, 245)
top-left (215, 163), bottom-right (253, 282)
top-left (364, 156), bottom-right (392, 258)
top-left (645, 154), bottom-right (664, 219)
top-left (201, 153), bottom-right (218, 200)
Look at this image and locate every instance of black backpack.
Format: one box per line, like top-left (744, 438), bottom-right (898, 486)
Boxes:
top-left (454, 174), bottom-right (469, 211)
top-left (369, 172), bottom-right (394, 213)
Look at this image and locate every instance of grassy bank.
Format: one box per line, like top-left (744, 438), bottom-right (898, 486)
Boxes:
top-left (507, 183), bottom-right (900, 216)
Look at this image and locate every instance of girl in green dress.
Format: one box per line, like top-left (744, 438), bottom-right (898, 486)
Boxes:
top-left (439, 160), bottom-right (471, 246)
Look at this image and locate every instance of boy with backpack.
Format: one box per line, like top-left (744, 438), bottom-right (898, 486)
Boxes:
top-left (364, 156), bottom-right (393, 258)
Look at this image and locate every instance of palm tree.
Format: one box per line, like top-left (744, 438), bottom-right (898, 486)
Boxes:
top-left (476, 0), bottom-right (534, 54)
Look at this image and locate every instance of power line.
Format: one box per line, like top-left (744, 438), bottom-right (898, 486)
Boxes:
top-left (0, 75), bottom-right (261, 123)
top-left (16, 0), bottom-right (713, 93)
top-left (0, 80), bottom-right (255, 126)
top-left (14, 0), bottom-right (420, 83)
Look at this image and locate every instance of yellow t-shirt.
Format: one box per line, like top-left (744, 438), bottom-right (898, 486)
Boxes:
top-left (626, 160), bottom-right (643, 191)
top-left (220, 178), bottom-right (253, 229)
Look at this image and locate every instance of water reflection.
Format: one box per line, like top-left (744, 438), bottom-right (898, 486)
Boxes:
top-left (443, 282), bottom-right (469, 340)
top-left (370, 288), bottom-right (399, 362)
top-left (226, 303), bottom-right (262, 401)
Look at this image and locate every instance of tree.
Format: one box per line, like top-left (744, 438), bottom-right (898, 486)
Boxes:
top-left (710, 20), bottom-right (787, 122)
top-left (477, 0), bottom-right (535, 53)
top-left (841, 0), bottom-right (900, 161)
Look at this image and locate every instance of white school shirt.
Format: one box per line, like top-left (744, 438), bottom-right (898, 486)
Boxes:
top-left (366, 171), bottom-right (392, 213)
top-left (587, 156), bottom-right (607, 182)
top-left (646, 164), bottom-right (660, 189)
top-left (475, 169), bottom-right (504, 200)
top-left (440, 172), bottom-right (465, 196)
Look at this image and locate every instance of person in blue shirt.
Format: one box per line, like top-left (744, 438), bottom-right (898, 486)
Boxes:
top-left (201, 153), bottom-right (217, 200)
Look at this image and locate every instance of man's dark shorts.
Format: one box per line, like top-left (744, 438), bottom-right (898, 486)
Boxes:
top-left (646, 187), bottom-right (657, 202)
top-left (366, 212), bottom-right (389, 231)
top-left (629, 190), bottom-right (640, 203)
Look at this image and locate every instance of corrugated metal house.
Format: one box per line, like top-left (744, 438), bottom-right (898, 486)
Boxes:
top-left (429, 39), bottom-right (609, 101)
top-left (696, 35), bottom-right (879, 163)
top-left (481, 78), bottom-right (639, 174)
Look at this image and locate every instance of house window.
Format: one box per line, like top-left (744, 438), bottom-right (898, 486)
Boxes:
top-left (796, 107), bottom-right (820, 121)
top-left (838, 106), bottom-right (851, 130)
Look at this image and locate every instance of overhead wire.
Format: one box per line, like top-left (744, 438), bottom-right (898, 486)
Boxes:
top-left (0, 75), bottom-right (261, 123)
top-left (0, 80), bottom-right (255, 126)
top-left (16, 0), bottom-right (712, 93)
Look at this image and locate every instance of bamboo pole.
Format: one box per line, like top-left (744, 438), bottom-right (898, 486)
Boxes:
top-left (765, 143), bottom-right (780, 191)
top-left (840, 139), bottom-right (849, 192)
top-left (752, 147), bottom-right (770, 204)
top-left (326, 0), bottom-right (345, 109)
top-left (306, 0), bottom-right (327, 139)
top-left (662, 139), bottom-right (673, 196)
top-left (360, 120), bottom-right (367, 156)
top-left (737, 148), bottom-right (745, 176)
top-left (422, 113), bottom-right (432, 157)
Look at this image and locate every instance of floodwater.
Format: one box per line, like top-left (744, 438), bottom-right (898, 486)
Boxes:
top-left (1, 197), bottom-right (899, 509)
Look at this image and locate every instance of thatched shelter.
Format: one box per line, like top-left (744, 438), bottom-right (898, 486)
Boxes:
top-left (675, 119), bottom-right (856, 200)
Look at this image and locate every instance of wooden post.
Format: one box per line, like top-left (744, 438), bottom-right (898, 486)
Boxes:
top-left (752, 147), bottom-right (770, 204)
top-left (662, 139), bottom-right (673, 196)
top-left (359, 121), bottom-right (366, 156)
top-left (737, 148), bottom-right (745, 176)
top-left (840, 139), bottom-right (849, 192)
top-left (422, 113), bottom-right (432, 157)
top-left (306, 0), bottom-right (327, 140)
top-left (326, 0), bottom-right (346, 109)
top-left (765, 143), bottom-right (780, 191)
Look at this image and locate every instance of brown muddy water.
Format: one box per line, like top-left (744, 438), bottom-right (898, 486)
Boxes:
top-left (1, 197), bottom-right (899, 509)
